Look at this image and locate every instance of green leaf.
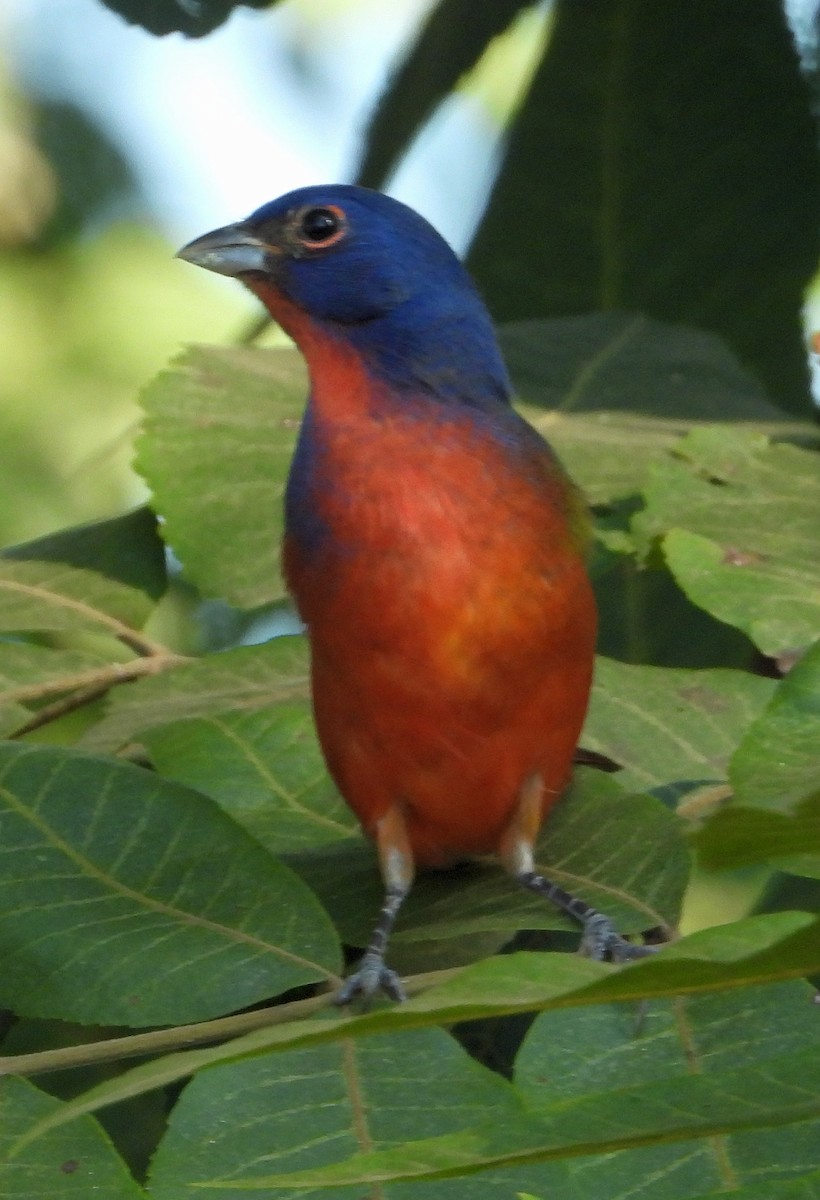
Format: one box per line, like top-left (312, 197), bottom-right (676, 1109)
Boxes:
top-left (516, 981), bottom-right (820, 1199)
top-left (694, 796), bottom-right (820, 877)
top-left (0, 560), bottom-right (153, 643)
top-left (190, 1035), bottom-right (820, 1189)
top-left (501, 314), bottom-right (786, 420)
top-left (98, 0), bottom-right (274, 37)
top-left (82, 635), bottom-right (309, 753)
top-left (136, 345), bottom-right (306, 607)
top-left (3, 508), bottom-right (167, 601)
top-left (0, 642), bottom-right (112, 737)
top-left (9, 913), bottom-right (817, 1143)
top-left (0, 1075), bottom-right (144, 1198)
top-left (581, 656), bottom-right (776, 792)
top-left (633, 427), bottom-right (820, 657)
top-left (148, 1026), bottom-right (545, 1199)
top-left (143, 704), bottom-right (358, 853)
top-left (356, 0), bottom-right (530, 188)
top-left (731, 639), bottom-right (820, 813)
top-left (469, 0), bottom-right (820, 414)
top-left (0, 742), bottom-right (340, 1025)
top-left (696, 646), bottom-right (820, 874)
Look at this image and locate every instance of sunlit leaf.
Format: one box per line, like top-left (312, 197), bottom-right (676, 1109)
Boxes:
top-left (0, 560), bottom-right (153, 643)
top-left (82, 635), bottom-right (309, 753)
top-left (581, 656), bottom-right (776, 792)
top-left (136, 345), bottom-right (305, 607)
top-left (144, 703), bottom-right (358, 854)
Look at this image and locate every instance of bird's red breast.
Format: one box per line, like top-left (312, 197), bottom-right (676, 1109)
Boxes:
top-left (262, 288), bottom-right (597, 868)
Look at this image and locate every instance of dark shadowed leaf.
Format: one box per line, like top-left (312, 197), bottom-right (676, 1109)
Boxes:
top-left (3, 508), bottom-right (167, 601)
top-left (469, 0), bottom-right (820, 414)
top-left (99, 0), bottom-right (274, 37)
top-left (0, 1075), bottom-right (144, 1198)
top-left (356, 0), bottom-right (529, 188)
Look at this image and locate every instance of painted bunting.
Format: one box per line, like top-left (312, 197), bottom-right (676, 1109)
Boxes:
top-left (178, 185), bottom-right (655, 1003)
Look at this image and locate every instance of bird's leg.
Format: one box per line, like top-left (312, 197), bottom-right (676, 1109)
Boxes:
top-left (499, 775), bottom-right (658, 964)
top-left (335, 803), bottom-right (415, 1005)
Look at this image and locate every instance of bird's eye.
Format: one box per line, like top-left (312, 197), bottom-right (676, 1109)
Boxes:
top-left (297, 206), bottom-right (346, 248)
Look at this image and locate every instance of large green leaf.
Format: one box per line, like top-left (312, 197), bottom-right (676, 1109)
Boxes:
top-left (581, 656), bottom-right (776, 792)
top-left (8, 913), bottom-right (817, 1147)
top-left (504, 312), bottom-right (801, 505)
top-left (144, 704), bottom-right (358, 854)
top-left (147, 1026), bottom-right (543, 1199)
top-left (694, 641), bottom-right (820, 876)
top-left (82, 635), bottom-right (309, 753)
top-left (0, 1075), bottom-right (144, 1198)
top-left (469, 0), bottom-right (820, 414)
top-left (515, 981), bottom-right (820, 1199)
top-left (174, 1023), bottom-right (820, 1189)
top-left (633, 428), bottom-right (820, 657)
top-left (0, 742), bottom-right (340, 1025)
top-left (501, 315), bottom-right (785, 420)
top-left (730, 640), bottom-right (820, 813)
top-left (135, 345), bottom-right (305, 608)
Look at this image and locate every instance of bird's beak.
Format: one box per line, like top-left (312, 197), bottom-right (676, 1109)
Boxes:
top-left (176, 222), bottom-right (275, 278)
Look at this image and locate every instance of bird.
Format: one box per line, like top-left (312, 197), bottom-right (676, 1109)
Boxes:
top-left (177, 184), bottom-right (655, 1003)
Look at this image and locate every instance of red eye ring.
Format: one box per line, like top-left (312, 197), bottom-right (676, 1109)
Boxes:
top-left (296, 204), bottom-right (347, 250)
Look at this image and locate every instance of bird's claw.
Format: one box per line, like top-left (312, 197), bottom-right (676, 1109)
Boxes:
top-left (580, 912), bottom-right (659, 964)
top-left (335, 951), bottom-right (406, 1006)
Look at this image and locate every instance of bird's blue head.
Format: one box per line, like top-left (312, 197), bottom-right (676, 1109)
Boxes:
top-left (178, 184), bottom-right (512, 409)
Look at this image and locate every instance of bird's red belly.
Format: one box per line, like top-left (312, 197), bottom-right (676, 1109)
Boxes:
top-left (284, 407), bottom-right (597, 867)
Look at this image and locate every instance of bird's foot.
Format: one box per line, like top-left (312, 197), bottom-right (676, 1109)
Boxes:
top-left (580, 912), bottom-right (659, 964)
top-left (335, 951), bottom-right (406, 1006)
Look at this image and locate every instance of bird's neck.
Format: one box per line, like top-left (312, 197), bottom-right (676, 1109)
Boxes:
top-left (245, 277), bottom-right (512, 416)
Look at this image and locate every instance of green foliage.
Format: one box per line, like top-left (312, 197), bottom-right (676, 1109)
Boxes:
top-left (1, 319), bottom-right (817, 1195)
top-left (2, 0), bottom-right (820, 1195)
